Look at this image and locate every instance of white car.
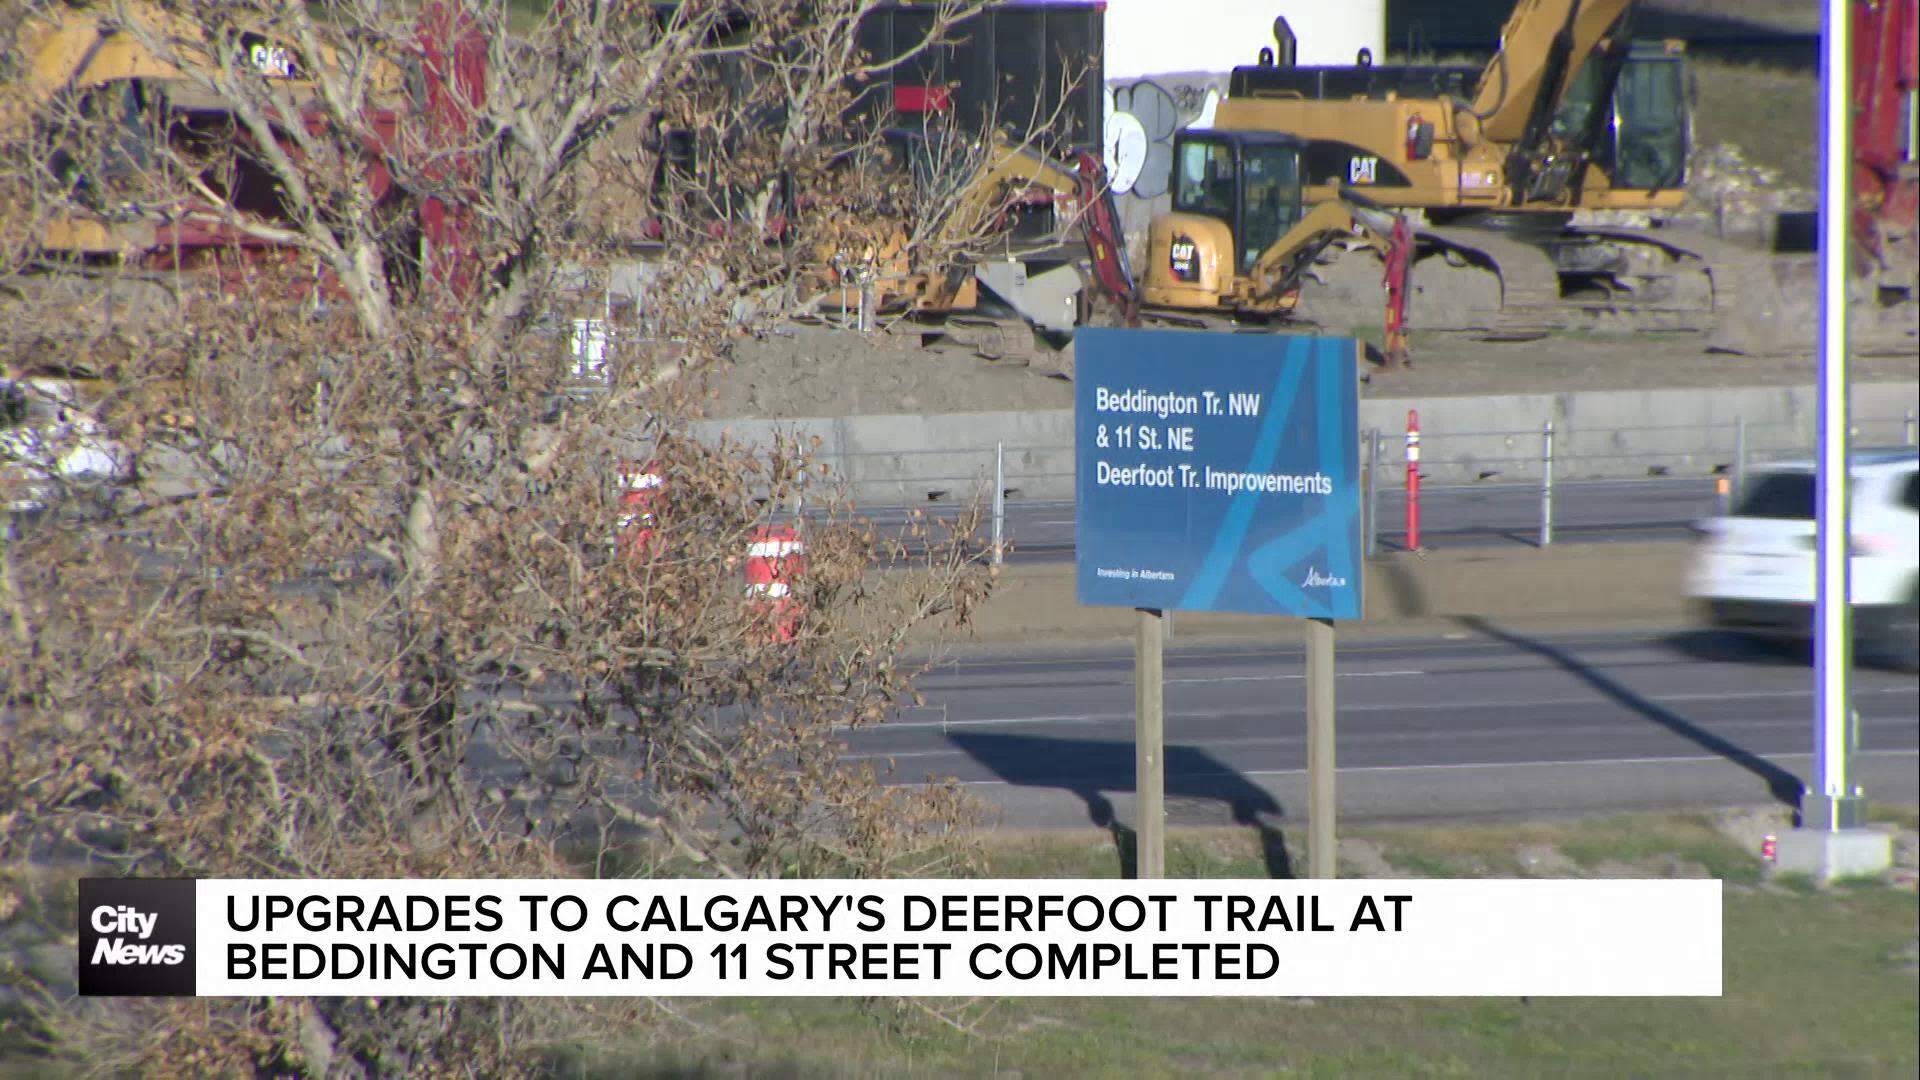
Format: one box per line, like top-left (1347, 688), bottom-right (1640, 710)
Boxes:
top-left (1686, 447), bottom-right (1920, 667)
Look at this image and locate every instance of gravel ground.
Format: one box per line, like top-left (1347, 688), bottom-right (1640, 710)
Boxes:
top-left (702, 302), bottom-right (1919, 421)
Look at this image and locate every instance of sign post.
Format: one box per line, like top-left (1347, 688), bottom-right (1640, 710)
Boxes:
top-left (1135, 608), bottom-right (1166, 879)
top-left (1075, 329), bottom-right (1363, 880)
top-left (1306, 616), bottom-right (1337, 879)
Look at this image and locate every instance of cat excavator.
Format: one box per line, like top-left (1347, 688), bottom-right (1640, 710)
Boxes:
top-left (816, 125), bottom-right (1423, 366)
top-left (4, 0), bottom-right (480, 302)
top-left (1132, 127), bottom-right (1424, 361)
top-left (1142, 0), bottom-right (1731, 339)
top-left (808, 128), bottom-right (1137, 363)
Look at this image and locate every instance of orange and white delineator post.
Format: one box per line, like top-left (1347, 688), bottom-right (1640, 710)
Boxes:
top-left (744, 524), bottom-right (806, 642)
top-left (1405, 409), bottom-right (1422, 552)
top-left (615, 464), bottom-right (665, 552)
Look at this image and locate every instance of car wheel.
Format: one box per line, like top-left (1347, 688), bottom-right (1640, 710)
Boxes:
top-left (1891, 599), bottom-right (1919, 673)
top-left (1867, 592), bottom-right (1920, 673)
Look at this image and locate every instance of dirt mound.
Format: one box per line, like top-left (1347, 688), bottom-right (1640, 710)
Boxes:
top-left (1706, 254), bottom-right (1920, 359)
top-left (704, 322), bottom-right (1075, 418)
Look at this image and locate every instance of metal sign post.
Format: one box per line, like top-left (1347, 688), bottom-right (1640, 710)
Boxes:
top-left (1135, 608), bottom-right (1166, 879)
top-left (1306, 616), bottom-right (1337, 879)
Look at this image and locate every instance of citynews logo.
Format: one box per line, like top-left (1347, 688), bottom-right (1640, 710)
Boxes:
top-left (90, 906), bottom-right (183, 965)
top-left (78, 879), bottom-right (197, 997)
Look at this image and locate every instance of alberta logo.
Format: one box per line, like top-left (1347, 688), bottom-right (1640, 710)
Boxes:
top-left (78, 878), bottom-right (197, 996)
top-left (1299, 566), bottom-right (1348, 589)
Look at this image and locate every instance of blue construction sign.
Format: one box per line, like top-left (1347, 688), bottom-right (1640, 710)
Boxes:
top-left (1074, 328), bottom-right (1362, 619)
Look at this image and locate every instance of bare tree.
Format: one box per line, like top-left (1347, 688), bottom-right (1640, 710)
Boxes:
top-left (0, 0), bottom-right (1013, 1072)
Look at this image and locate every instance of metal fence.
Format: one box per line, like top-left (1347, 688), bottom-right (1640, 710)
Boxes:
top-left (804, 408), bottom-right (1920, 560)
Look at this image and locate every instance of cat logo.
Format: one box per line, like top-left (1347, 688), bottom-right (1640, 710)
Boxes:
top-left (246, 39), bottom-right (297, 79)
top-left (1168, 236), bottom-right (1200, 282)
top-left (1348, 155), bottom-right (1380, 184)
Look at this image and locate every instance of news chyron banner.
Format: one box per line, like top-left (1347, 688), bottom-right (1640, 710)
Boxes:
top-left (1074, 328), bottom-right (1362, 619)
top-left (79, 879), bottom-right (1723, 998)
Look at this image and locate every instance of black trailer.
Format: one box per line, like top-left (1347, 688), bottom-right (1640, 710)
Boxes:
top-left (854, 1), bottom-right (1107, 154)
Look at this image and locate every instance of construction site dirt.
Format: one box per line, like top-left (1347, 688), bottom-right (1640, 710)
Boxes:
top-left (705, 250), bottom-right (1919, 421)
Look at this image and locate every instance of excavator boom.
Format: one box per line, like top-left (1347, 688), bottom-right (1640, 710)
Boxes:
top-left (1466, 0), bottom-right (1640, 146)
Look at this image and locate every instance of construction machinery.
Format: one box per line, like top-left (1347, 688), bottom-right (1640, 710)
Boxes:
top-left (1853, 0), bottom-right (1918, 303)
top-left (807, 121), bottom-right (1428, 367)
top-left (1132, 126), bottom-right (1423, 357)
top-left (1146, 0), bottom-right (1733, 338)
top-left (5, 0), bottom-right (482, 303)
top-left (808, 127), bottom-right (1136, 363)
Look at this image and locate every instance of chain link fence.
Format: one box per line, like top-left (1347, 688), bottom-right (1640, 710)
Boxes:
top-left (801, 408), bottom-right (1919, 558)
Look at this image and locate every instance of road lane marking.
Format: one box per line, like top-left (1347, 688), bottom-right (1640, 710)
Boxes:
top-left (1166, 670), bottom-right (1425, 684)
top-left (856, 683), bottom-right (1917, 732)
top-left (862, 711), bottom-right (1112, 731)
top-left (928, 632), bottom-right (1705, 673)
top-left (843, 715), bottom-right (1892, 765)
top-left (946, 747), bottom-right (1920, 786)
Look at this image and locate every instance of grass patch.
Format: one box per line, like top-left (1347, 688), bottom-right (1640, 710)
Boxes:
top-left (1689, 58), bottom-right (1816, 189)
top-left (1381, 850), bottom-right (1475, 879)
top-left (547, 814), bottom-right (1915, 1077)
top-left (1869, 803), bottom-right (1920, 832)
top-left (557, 890), bottom-right (1918, 1078)
top-left (1350, 813), bottom-right (1765, 884)
top-left (1772, 871), bottom-right (1822, 895)
top-left (1552, 813), bottom-right (1765, 883)
top-left (985, 829), bottom-right (1289, 881)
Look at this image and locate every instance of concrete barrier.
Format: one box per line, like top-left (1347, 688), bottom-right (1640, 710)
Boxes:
top-left (694, 381), bottom-right (1919, 506)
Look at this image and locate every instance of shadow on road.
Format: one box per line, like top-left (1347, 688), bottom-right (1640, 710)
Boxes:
top-left (1456, 616), bottom-right (1808, 819)
top-left (948, 732), bottom-right (1296, 879)
top-left (1662, 628), bottom-right (1812, 668)
top-left (1665, 626), bottom-right (1918, 675)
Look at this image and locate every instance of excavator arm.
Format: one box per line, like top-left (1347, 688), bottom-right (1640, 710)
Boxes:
top-left (1464, 0), bottom-right (1640, 143)
top-left (1244, 189), bottom-right (1415, 365)
top-left (1461, 0), bottom-right (1645, 205)
top-left (930, 137), bottom-right (1085, 250)
top-left (854, 131), bottom-right (1136, 325)
top-left (1245, 197), bottom-right (1401, 298)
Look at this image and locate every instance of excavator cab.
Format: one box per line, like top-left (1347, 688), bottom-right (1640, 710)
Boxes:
top-left (1601, 41), bottom-right (1692, 192)
top-left (1141, 130), bottom-right (1307, 311)
top-left (1548, 39), bottom-right (1691, 196)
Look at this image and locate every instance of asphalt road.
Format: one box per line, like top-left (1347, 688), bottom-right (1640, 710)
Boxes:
top-left (840, 624), bottom-right (1920, 829)
top-left (853, 477), bottom-right (1720, 562)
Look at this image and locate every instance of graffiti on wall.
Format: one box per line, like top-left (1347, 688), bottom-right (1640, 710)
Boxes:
top-left (1104, 77), bottom-right (1222, 199)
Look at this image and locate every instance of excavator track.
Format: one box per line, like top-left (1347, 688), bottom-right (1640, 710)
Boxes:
top-left (1416, 226), bottom-right (1565, 339)
top-left (1568, 225), bottom-right (1737, 331)
top-left (1406, 224), bottom-right (1736, 338)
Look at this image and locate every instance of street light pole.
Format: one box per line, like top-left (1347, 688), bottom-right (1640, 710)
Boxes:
top-left (1810, 0), bottom-right (1858, 833)
top-left (1773, 0), bottom-right (1894, 881)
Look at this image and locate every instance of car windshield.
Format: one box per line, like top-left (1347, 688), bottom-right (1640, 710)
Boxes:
top-left (1734, 471), bottom-right (1815, 520)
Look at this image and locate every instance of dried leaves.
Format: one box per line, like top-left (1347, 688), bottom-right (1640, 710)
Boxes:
top-left (3, 0), bottom-right (1002, 1071)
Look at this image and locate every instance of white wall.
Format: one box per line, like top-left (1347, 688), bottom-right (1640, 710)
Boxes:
top-left (1101, 0), bottom-right (1388, 214)
top-left (1103, 0), bottom-right (1386, 81)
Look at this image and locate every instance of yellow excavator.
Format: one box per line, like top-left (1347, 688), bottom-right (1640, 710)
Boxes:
top-left (809, 127), bottom-right (1137, 361)
top-left (1134, 128), bottom-right (1422, 358)
top-left (809, 125), bottom-right (1425, 364)
top-left (1143, 0), bottom-right (1736, 338)
top-left (5, 1), bottom-right (410, 277)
